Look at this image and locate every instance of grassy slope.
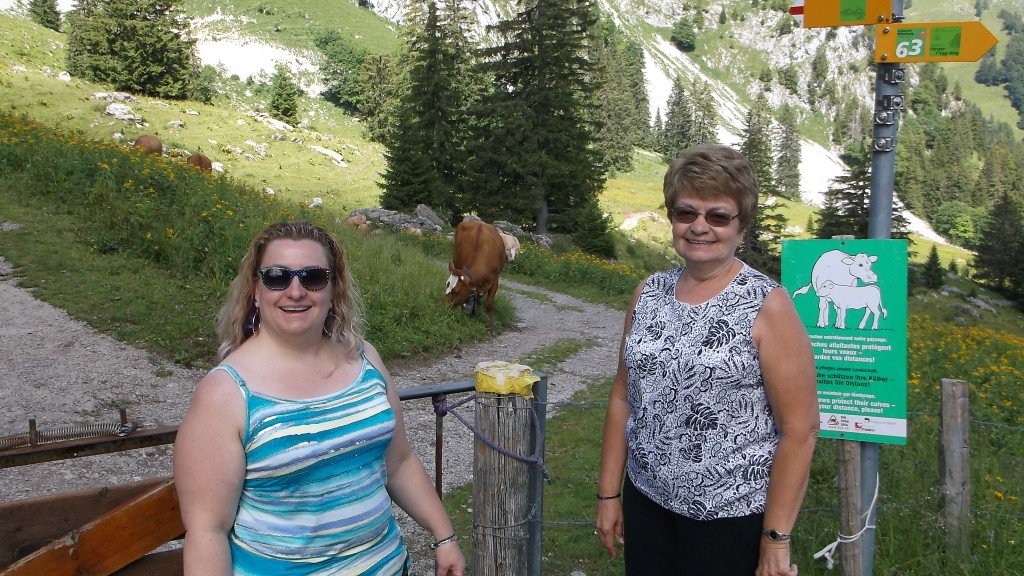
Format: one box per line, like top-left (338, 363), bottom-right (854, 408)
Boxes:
top-left (0, 5), bottom-right (984, 271)
top-left (909, 0), bottom-right (1022, 139)
top-left (0, 12), bottom-right (385, 217)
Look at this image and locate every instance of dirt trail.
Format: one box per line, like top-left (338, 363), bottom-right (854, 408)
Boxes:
top-left (0, 255), bottom-right (625, 570)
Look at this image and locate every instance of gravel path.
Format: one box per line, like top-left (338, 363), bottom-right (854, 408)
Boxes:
top-left (0, 254), bottom-right (625, 572)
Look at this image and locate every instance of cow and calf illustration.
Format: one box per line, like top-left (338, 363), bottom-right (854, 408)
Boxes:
top-left (792, 249), bottom-right (888, 330)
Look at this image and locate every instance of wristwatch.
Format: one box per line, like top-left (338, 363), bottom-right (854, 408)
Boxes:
top-left (762, 528), bottom-right (792, 541)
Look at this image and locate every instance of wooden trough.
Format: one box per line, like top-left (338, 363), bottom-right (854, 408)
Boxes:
top-left (1, 428), bottom-right (185, 576)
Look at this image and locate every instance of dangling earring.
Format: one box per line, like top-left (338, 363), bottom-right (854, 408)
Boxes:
top-left (323, 311), bottom-right (341, 337)
top-left (250, 307), bottom-right (261, 336)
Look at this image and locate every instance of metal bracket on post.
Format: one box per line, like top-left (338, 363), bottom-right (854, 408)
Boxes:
top-left (880, 94), bottom-right (905, 110)
top-left (882, 67), bottom-right (906, 84)
top-left (873, 111), bottom-right (896, 126)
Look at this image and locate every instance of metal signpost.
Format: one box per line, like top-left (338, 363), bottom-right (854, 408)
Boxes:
top-left (788, 0), bottom-right (999, 573)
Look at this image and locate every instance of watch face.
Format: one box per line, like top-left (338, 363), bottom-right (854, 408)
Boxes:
top-left (768, 530), bottom-right (782, 540)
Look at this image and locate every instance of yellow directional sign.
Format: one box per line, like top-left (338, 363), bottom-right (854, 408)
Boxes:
top-left (875, 21), bottom-right (999, 63)
top-left (789, 0), bottom-right (890, 28)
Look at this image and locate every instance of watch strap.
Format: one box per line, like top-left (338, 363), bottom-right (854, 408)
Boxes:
top-left (762, 528), bottom-right (792, 541)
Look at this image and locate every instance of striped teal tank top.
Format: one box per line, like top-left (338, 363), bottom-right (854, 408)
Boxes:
top-left (215, 356), bottom-right (411, 575)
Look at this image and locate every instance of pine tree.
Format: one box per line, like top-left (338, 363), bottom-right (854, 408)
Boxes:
top-left (466, 0), bottom-right (611, 255)
top-left (380, 0), bottom-right (480, 221)
top-left (651, 109), bottom-right (665, 154)
top-left (740, 94), bottom-right (785, 278)
top-left (590, 19), bottom-right (638, 173)
top-left (662, 73), bottom-right (693, 158)
top-left (815, 142), bottom-right (912, 242)
top-left (621, 33), bottom-right (651, 151)
top-left (740, 94), bottom-right (777, 198)
top-left (29, 0), bottom-right (61, 32)
top-left (670, 17), bottom-right (697, 52)
top-left (690, 79), bottom-right (718, 147)
top-left (357, 53), bottom-right (399, 143)
top-left (775, 103), bottom-right (801, 201)
top-left (65, 0), bottom-right (197, 99)
top-left (921, 244), bottom-right (945, 289)
top-left (973, 191), bottom-right (1024, 294)
top-left (269, 65), bottom-right (299, 125)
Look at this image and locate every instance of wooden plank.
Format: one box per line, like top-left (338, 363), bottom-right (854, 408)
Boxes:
top-left (0, 476), bottom-right (172, 566)
top-left (0, 480), bottom-right (185, 576)
top-left (113, 549), bottom-right (183, 576)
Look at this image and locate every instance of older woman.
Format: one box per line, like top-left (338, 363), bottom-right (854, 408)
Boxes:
top-left (596, 145), bottom-right (819, 575)
top-left (175, 221), bottom-right (464, 575)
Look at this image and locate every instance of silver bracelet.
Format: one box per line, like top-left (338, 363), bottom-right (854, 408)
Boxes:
top-left (430, 533), bottom-right (458, 550)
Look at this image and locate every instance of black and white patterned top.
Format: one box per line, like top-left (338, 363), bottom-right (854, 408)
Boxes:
top-left (625, 263), bottom-right (779, 520)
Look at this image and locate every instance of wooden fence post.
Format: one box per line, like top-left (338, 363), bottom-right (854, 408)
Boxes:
top-left (838, 440), bottom-right (863, 576)
top-left (472, 391), bottom-right (532, 575)
top-left (940, 378), bottom-right (970, 557)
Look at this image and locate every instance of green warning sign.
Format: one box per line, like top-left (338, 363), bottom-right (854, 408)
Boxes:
top-left (782, 239), bottom-right (908, 444)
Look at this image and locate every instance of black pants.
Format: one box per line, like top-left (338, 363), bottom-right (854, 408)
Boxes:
top-left (623, 473), bottom-right (763, 575)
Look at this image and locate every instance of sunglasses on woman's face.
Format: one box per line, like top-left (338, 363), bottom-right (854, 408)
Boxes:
top-left (258, 266), bottom-right (332, 291)
top-left (668, 207), bottom-right (740, 228)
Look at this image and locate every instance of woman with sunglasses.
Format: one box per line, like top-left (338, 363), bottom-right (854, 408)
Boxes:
top-left (596, 144), bottom-right (819, 575)
top-left (174, 221), bottom-right (465, 576)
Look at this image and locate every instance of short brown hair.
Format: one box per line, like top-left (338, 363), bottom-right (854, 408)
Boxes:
top-left (663, 144), bottom-right (758, 230)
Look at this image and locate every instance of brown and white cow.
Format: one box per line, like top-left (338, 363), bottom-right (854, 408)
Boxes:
top-left (445, 219), bottom-right (507, 332)
top-left (132, 134), bottom-right (163, 155)
top-left (186, 153), bottom-right (213, 171)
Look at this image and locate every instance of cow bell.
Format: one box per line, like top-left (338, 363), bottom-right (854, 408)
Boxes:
top-left (462, 292), bottom-right (477, 316)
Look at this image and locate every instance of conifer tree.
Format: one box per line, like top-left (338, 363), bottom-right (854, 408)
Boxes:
top-left (622, 40), bottom-right (651, 148)
top-left (65, 0), bottom-right (197, 99)
top-left (740, 94), bottom-right (777, 198)
top-left (690, 79), bottom-right (718, 147)
top-left (815, 141), bottom-right (912, 242)
top-left (29, 0), bottom-right (61, 32)
top-left (651, 109), bottom-right (665, 154)
top-left (973, 191), bottom-right (1024, 294)
top-left (740, 94), bottom-right (785, 278)
top-left (813, 192), bottom-right (849, 239)
top-left (357, 53), bottom-right (399, 143)
top-left (662, 73), bottom-right (693, 158)
top-left (467, 0), bottom-right (611, 255)
top-left (380, 0), bottom-right (479, 221)
top-left (590, 19), bottom-right (638, 173)
top-left (269, 65), bottom-right (300, 125)
top-left (775, 103), bottom-right (801, 201)
top-left (921, 244), bottom-right (945, 289)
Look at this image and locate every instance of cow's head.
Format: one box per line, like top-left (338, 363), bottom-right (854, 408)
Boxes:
top-left (445, 262), bottom-right (477, 315)
top-left (842, 253), bottom-right (879, 284)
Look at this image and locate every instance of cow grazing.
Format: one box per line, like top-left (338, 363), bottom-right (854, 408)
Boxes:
top-left (816, 280), bottom-right (888, 330)
top-left (445, 219), bottom-right (507, 331)
top-left (186, 153), bottom-right (212, 171)
top-left (792, 249), bottom-right (879, 328)
top-left (132, 135), bottom-right (163, 155)
top-left (498, 231), bottom-right (521, 260)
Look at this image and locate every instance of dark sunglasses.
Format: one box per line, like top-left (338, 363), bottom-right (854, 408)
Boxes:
top-left (258, 266), bottom-right (332, 291)
top-left (668, 207), bottom-right (740, 228)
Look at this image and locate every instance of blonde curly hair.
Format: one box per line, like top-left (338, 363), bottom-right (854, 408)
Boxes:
top-left (216, 221), bottom-right (364, 360)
